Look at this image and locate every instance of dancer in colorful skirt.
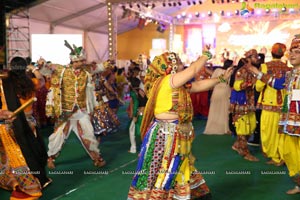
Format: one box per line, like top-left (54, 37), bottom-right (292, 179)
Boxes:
top-left (0, 57), bottom-right (51, 200)
top-left (127, 48), bottom-right (233, 200)
top-left (91, 61), bottom-right (120, 140)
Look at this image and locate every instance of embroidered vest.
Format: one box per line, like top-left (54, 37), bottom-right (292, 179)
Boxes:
top-left (260, 60), bottom-right (290, 106)
top-left (61, 68), bottom-right (88, 111)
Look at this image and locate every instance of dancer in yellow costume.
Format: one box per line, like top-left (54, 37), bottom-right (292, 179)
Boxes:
top-left (249, 43), bottom-right (290, 166)
top-left (127, 49), bottom-right (233, 200)
top-left (230, 50), bottom-right (260, 162)
top-left (279, 34), bottom-right (300, 195)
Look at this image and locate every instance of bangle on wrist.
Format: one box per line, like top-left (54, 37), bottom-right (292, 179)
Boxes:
top-left (256, 72), bottom-right (263, 80)
top-left (218, 74), bottom-right (226, 83)
top-left (202, 51), bottom-right (212, 60)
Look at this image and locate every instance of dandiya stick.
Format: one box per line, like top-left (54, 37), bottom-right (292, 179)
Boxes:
top-left (11, 97), bottom-right (37, 118)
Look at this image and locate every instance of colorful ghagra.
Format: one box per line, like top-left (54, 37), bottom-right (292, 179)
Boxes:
top-left (0, 78), bottom-right (44, 200)
top-left (128, 75), bottom-right (210, 199)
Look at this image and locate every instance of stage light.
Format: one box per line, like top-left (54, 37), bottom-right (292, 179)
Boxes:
top-left (255, 10), bottom-right (262, 15)
top-left (178, 2), bottom-right (182, 6)
top-left (199, 1), bottom-right (202, 4)
top-left (173, 2), bottom-right (177, 6)
top-left (208, 11), bottom-right (212, 16)
top-left (265, 9), bottom-right (270, 13)
top-left (289, 8), bottom-right (295, 13)
top-left (195, 12), bottom-right (200, 17)
top-left (220, 10), bottom-right (225, 16)
top-left (193, 1), bottom-right (196, 5)
top-left (235, 10), bottom-right (239, 15)
top-left (187, 1), bottom-right (191, 6)
top-left (162, 2), bottom-right (166, 7)
top-left (168, 2), bottom-right (172, 6)
top-left (282, 7), bottom-right (286, 12)
top-left (157, 24), bottom-right (166, 33)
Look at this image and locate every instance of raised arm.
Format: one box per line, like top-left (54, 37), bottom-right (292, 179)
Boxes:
top-left (171, 46), bottom-right (212, 88)
top-left (190, 67), bottom-right (233, 93)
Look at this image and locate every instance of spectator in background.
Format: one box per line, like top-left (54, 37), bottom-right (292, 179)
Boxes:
top-left (127, 77), bottom-right (142, 153)
top-left (190, 63), bottom-right (213, 119)
top-left (204, 59), bottom-right (233, 135)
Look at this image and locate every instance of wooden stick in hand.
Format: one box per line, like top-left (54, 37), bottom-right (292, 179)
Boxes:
top-left (11, 97), bottom-right (37, 118)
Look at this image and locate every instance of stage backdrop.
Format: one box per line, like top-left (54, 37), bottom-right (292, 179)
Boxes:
top-left (215, 19), bottom-right (300, 64)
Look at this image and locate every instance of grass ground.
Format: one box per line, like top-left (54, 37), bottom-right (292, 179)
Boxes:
top-left (0, 104), bottom-right (299, 200)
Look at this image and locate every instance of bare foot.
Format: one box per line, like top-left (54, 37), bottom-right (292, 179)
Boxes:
top-left (47, 158), bottom-right (55, 169)
top-left (128, 150), bottom-right (136, 154)
top-left (94, 158), bottom-right (106, 167)
top-left (244, 154), bottom-right (259, 162)
top-left (286, 186), bottom-right (300, 195)
top-left (266, 160), bottom-right (285, 166)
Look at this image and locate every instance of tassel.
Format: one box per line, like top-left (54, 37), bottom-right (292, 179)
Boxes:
top-left (282, 94), bottom-right (288, 113)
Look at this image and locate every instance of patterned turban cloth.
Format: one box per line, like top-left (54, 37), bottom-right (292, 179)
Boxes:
top-left (244, 49), bottom-right (258, 58)
top-left (290, 34), bottom-right (300, 50)
top-left (144, 52), bottom-right (181, 97)
top-left (271, 43), bottom-right (286, 57)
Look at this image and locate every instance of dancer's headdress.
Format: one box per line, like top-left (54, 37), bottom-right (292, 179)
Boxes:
top-left (271, 43), bottom-right (286, 57)
top-left (64, 40), bottom-right (86, 61)
top-left (290, 34), bottom-right (300, 50)
top-left (144, 52), bottom-right (181, 97)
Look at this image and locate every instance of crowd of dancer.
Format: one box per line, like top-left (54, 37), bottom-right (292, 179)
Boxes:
top-left (0, 34), bottom-right (300, 200)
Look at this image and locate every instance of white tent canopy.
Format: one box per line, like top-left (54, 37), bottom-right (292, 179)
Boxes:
top-left (7, 0), bottom-right (187, 63)
top-left (6, 0), bottom-right (300, 64)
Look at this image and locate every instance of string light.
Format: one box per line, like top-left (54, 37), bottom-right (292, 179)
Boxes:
top-left (119, 1), bottom-right (300, 25)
